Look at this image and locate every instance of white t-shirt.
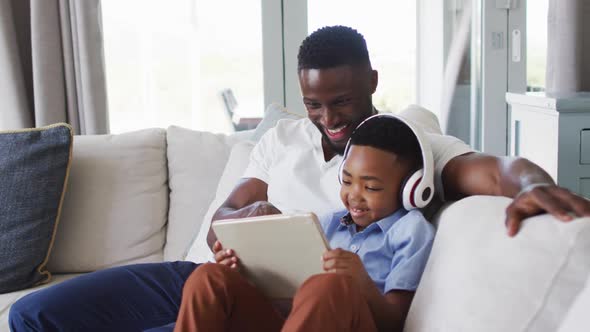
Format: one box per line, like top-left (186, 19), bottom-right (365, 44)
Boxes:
top-left (243, 115), bottom-right (474, 218)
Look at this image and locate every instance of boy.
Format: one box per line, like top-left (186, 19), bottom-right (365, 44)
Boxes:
top-left (176, 114), bottom-right (434, 332)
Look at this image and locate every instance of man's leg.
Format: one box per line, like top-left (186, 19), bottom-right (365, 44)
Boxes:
top-left (282, 273), bottom-right (378, 332)
top-left (175, 263), bottom-right (284, 332)
top-left (9, 261), bottom-right (198, 332)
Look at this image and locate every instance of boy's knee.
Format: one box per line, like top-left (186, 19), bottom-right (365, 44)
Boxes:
top-left (183, 263), bottom-right (239, 293)
top-left (297, 273), bottom-right (359, 300)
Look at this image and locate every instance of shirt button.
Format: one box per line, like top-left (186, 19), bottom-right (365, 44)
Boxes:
top-left (350, 245), bottom-right (358, 251)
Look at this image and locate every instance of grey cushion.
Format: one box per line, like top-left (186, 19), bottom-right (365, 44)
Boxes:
top-left (0, 124), bottom-right (73, 293)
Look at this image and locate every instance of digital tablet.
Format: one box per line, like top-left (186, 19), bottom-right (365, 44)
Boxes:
top-left (211, 213), bottom-right (330, 299)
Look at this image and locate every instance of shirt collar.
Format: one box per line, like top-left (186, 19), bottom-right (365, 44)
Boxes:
top-left (338, 208), bottom-right (407, 233)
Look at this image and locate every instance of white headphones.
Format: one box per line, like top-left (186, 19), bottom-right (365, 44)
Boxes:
top-left (338, 113), bottom-right (435, 210)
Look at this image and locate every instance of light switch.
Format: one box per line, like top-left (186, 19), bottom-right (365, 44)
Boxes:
top-left (581, 129), bottom-right (590, 164)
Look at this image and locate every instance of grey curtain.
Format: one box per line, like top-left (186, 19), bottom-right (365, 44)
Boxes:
top-left (0, 0), bottom-right (109, 134)
top-left (546, 0), bottom-right (590, 93)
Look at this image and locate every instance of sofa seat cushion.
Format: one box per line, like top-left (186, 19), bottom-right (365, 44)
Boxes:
top-left (0, 273), bottom-right (82, 330)
top-left (47, 129), bottom-right (168, 272)
top-left (0, 124), bottom-right (73, 293)
top-left (405, 196), bottom-right (590, 332)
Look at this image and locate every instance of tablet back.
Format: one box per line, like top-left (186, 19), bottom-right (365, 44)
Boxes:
top-left (212, 213), bottom-right (329, 299)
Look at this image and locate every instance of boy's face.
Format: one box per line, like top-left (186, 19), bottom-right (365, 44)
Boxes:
top-left (340, 145), bottom-right (412, 229)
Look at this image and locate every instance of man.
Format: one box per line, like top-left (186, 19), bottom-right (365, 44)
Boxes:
top-left (10, 26), bottom-right (590, 332)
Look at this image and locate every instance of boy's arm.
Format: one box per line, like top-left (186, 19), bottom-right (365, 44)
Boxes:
top-left (322, 249), bottom-right (415, 332)
top-left (364, 287), bottom-right (414, 332)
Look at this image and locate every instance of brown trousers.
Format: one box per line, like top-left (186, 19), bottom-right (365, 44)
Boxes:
top-left (174, 263), bottom-right (377, 332)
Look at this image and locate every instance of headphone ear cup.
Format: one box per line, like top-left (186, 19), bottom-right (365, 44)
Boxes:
top-left (401, 169), bottom-right (424, 210)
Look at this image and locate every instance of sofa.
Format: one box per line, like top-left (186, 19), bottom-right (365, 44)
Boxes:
top-left (1, 120), bottom-right (589, 331)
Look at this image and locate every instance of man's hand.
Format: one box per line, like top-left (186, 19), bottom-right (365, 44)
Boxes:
top-left (505, 185), bottom-right (590, 237)
top-left (238, 201), bottom-right (281, 218)
top-left (322, 249), bottom-right (373, 294)
top-left (212, 241), bottom-right (239, 269)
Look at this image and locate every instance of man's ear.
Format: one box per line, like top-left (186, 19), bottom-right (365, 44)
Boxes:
top-left (370, 69), bottom-right (378, 94)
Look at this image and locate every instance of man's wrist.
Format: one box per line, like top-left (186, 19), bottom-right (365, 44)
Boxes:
top-left (518, 182), bottom-right (553, 196)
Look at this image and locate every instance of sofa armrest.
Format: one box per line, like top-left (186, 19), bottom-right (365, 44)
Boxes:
top-left (405, 195), bottom-right (590, 332)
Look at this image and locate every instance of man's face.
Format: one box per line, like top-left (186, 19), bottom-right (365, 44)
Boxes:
top-left (299, 65), bottom-right (377, 155)
top-left (339, 145), bottom-right (410, 228)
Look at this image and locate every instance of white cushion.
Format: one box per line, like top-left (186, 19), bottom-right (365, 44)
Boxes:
top-left (47, 129), bottom-right (168, 272)
top-left (557, 276), bottom-right (590, 332)
top-left (405, 196), bottom-right (590, 332)
top-left (0, 274), bottom-right (82, 331)
top-left (185, 141), bottom-right (255, 263)
top-left (165, 126), bottom-right (233, 261)
top-left (251, 103), bottom-right (303, 141)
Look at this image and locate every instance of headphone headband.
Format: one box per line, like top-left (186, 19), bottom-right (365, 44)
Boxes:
top-left (339, 113), bottom-right (435, 210)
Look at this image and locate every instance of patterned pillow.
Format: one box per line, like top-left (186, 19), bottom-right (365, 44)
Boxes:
top-left (0, 124), bottom-right (73, 293)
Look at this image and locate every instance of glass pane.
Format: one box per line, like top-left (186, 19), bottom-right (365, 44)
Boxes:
top-left (307, 0), bottom-right (416, 113)
top-left (444, 1), bottom-right (477, 146)
top-left (526, 0), bottom-right (548, 91)
top-left (101, 0), bottom-right (264, 134)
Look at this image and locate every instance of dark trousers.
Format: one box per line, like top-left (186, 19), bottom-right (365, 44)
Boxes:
top-left (9, 261), bottom-right (198, 332)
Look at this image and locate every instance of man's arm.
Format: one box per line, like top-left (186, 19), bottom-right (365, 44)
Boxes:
top-left (206, 178), bottom-right (280, 248)
top-left (442, 152), bottom-right (590, 236)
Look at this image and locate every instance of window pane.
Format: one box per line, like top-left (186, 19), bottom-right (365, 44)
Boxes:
top-left (307, 0), bottom-right (416, 113)
top-left (101, 0), bottom-right (264, 134)
top-left (527, 0), bottom-right (548, 91)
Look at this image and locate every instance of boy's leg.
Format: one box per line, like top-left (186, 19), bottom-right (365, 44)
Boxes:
top-left (282, 273), bottom-right (378, 332)
top-left (175, 263), bottom-right (284, 332)
top-left (9, 261), bottom-right (198, 332)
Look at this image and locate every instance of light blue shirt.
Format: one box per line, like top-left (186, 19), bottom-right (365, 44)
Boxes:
top-left (320, 209), bottom-right (435, 294)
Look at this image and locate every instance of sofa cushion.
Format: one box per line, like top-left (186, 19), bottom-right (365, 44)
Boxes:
top-left (557, 275), bottom-right (590, 332)
top-left (185, 141), bottom-right (255, 263)
top-left (251, 103), bottom-right (303, 141)
top-left (165, 126), bottom-right (233, 261)
top-left (405, 196), bottom-right (590, 332)
top-left (0, 124), bottom-right (73, 293)
top-left (47, 129), bottom-right (168, 272)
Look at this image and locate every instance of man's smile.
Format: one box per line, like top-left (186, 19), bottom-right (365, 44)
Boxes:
top-left (324, 124), bottom-right (350, 141)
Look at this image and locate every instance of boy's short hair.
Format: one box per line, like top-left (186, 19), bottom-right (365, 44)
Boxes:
top-left (297, 25), bottom-right (371, 71)
top-left (349, 116), bottom-right (423, 170)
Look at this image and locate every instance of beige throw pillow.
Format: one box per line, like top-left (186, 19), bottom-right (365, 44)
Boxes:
top-left (47, 129), bottom-right (168, 272)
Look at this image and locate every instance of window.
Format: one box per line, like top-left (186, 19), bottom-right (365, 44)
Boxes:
top-left (307, 0), bottom-right (417, 113)
top-left (526, 0), bottom-right (548, 91)
top-left (101, 0), bottom-right (265, 134)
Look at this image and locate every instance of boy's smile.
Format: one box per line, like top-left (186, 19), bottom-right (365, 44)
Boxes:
top-left (340, 145), bottom-right (412, 229)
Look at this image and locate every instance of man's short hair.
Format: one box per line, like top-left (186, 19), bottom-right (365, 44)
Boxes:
top-left (349, 116), bottom-right (423, 169)
top-left (297, 25), bottom-right (371, 71)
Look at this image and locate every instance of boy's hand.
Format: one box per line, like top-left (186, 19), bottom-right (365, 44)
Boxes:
top-left (212, 240), bottom-right (239, 269)
top-left (322, 248), bottom-right (373, 293)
